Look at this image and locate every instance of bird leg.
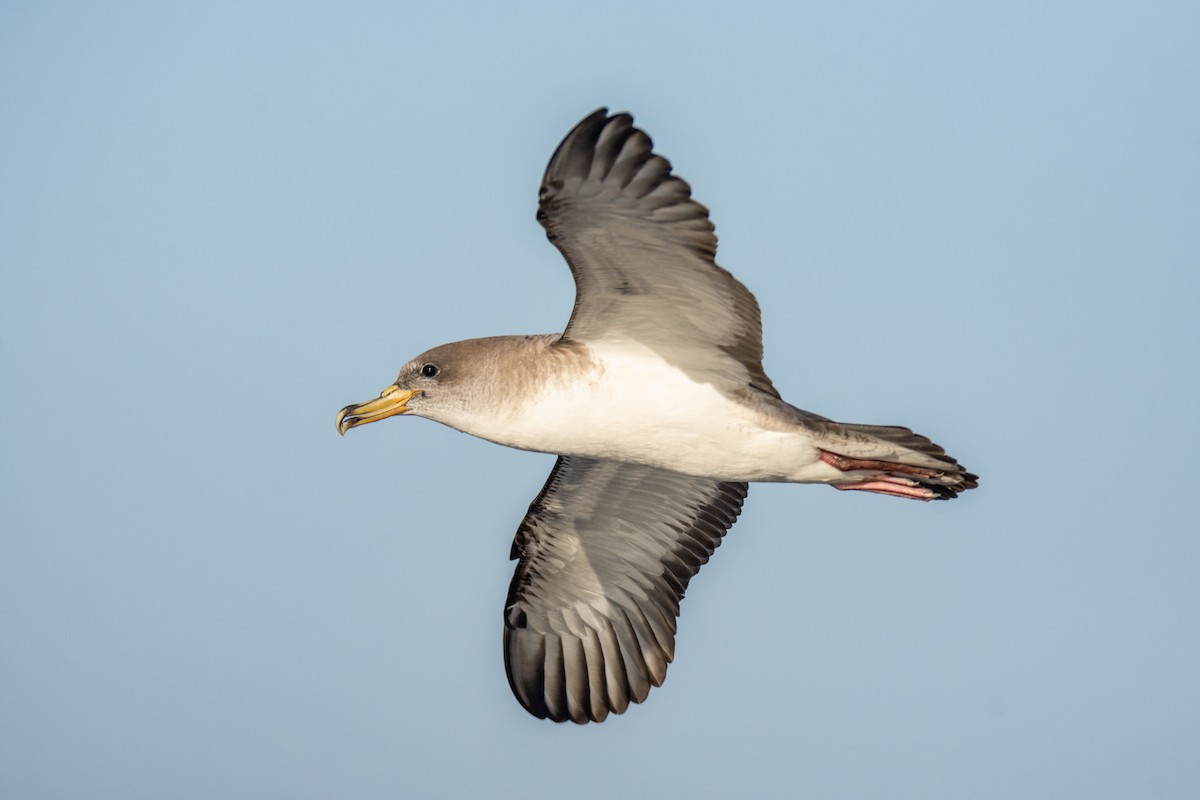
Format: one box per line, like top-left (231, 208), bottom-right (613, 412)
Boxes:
top-left (819, 449), bottom-right (946, 501)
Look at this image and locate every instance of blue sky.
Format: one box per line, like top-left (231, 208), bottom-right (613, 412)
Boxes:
top-left (2, 2), bottom-right (1198, 798)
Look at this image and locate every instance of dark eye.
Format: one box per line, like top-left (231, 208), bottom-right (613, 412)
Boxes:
top-left (421, 364), bottom-right (439, 378)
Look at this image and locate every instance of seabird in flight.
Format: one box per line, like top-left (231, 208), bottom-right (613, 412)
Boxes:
top-left (337, 108), bottom-right (977, 724)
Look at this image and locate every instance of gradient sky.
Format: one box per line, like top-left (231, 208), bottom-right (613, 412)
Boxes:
top-left (2, 3), bottom-right (1198, 799)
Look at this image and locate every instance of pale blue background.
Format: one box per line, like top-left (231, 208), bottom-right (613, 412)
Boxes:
top-left (3, 3), bottom-right (1198, 798)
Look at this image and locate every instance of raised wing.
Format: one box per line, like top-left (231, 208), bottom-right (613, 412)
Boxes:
top-left (538, 108), bottom-right (779, 398)
top-left (504, 456), bottom-right (747, 723)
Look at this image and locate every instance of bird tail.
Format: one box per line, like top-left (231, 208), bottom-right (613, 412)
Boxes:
top-left (810, 421), bottom-right (978, 500)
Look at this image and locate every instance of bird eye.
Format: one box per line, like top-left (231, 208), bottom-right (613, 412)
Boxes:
top-left (421, 364), bottom-right (439, 378)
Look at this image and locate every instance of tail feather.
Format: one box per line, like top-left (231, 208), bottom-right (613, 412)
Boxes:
top-left (810, 421), bottom-right (978, 500)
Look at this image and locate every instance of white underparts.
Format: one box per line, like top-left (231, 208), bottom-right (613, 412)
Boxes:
top-left (436, 342), bottom-right (842, 484)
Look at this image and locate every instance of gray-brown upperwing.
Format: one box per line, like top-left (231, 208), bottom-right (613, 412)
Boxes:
top-left (538, 108), bottom-right (779, 398)
top-left (504, 456), bottom-right (748, 723)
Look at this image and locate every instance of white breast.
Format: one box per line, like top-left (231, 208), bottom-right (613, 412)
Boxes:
top-left (452, 342), bottom-right (827, 483)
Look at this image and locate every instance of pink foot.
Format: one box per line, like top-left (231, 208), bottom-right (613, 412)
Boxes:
top-left (819, 449), bottom-right (948, 501)
top-left (832, 479), bottom-right (938, 501)
top-left (819, 450), bottom-right (944, 479)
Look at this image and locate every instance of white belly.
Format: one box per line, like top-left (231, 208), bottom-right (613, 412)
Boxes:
top-left (449, 344), bottom-right (828, 483)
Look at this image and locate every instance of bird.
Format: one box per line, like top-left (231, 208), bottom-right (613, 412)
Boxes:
top-left (336, 108), bottom-right (977, 724)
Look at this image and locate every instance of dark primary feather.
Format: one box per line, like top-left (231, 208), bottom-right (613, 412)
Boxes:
top-left (504, 457), bottom-right (747, 723)
top-left (538, 108), bottom-right (780, 399)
